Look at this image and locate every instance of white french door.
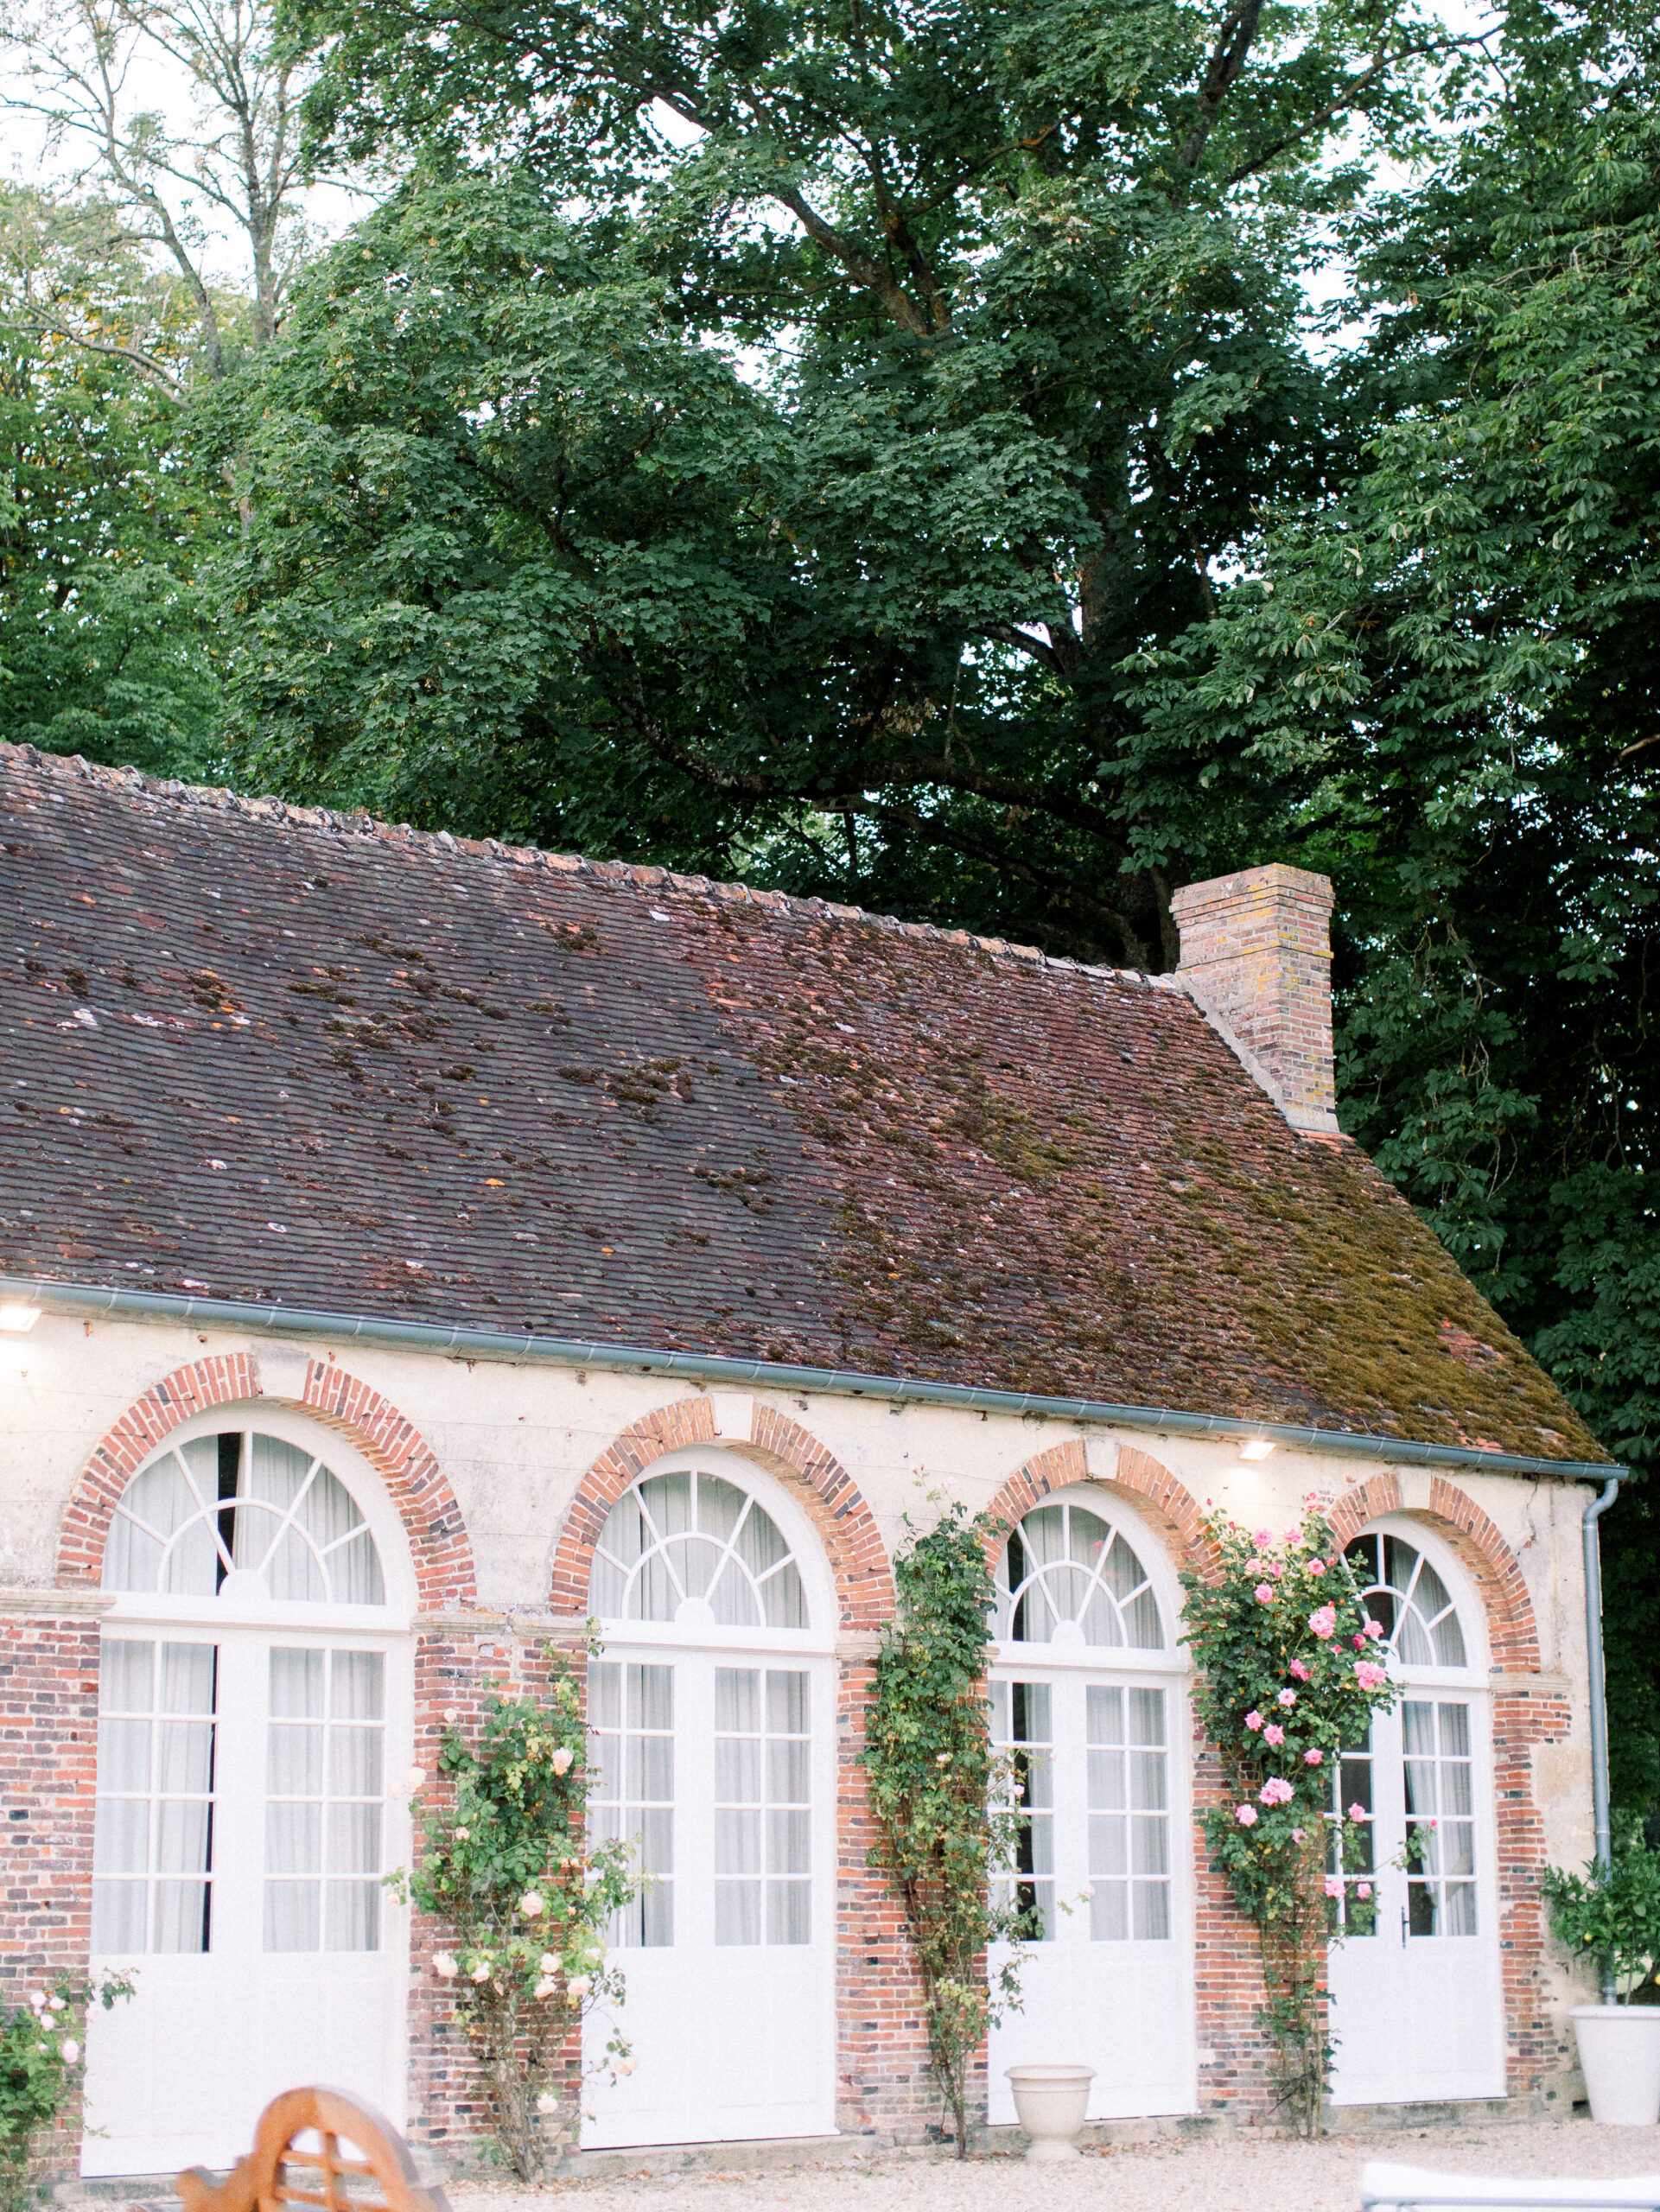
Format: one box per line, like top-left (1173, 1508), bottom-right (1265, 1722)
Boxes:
top-left (83, 1621), bottom-right (410, 2175)
top-left (987, 1665), bottom-right (1195, 2122)
top-left (1327, 1690), bottom-right (1504, 2105)
top-left (581, 1644), bottom-right (836, 2147)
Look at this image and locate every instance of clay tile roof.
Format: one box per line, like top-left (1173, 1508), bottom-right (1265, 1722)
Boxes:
top-left (0, 742), bottom-right (1604, 1463)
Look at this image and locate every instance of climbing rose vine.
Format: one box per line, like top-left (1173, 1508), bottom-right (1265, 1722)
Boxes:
top-left (862, 1503), bottom-right (1027, 2158)
top-left (390, 1648), bottom-right (637, 2178)
top-left (1180, 1503), bottom-right (1398, 2137)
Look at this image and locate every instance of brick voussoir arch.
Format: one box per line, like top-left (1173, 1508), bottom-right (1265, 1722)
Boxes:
top-left (57, 1353), bottom-right (476, 1611)
top-left (550, 1396), bottom-right (894, 1630)
top-left (983, 1438), bottom-right (1215, 1577)
top-left (1328, 1470), bottom-right (1541, 1674)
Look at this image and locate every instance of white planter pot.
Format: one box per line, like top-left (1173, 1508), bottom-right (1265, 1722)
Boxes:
top-left (1571, 2004), bottom-right (1660, 2125)
top-left (1004, 2064), bottom-right (1096, 2161)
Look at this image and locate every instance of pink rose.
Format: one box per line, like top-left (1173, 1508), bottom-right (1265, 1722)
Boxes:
top-left (1255, 1583), bottom-right (1276, 1604)
top-left (1290, 1827), bottom-right (1306, 1842)
top-left (1277, 1688), bottom-right (1297, 1707)
top-left (1244, 1709), bottom-right (1263, 1732)
top-left (1352, 1633), bottom-right (1367, 1649)
top-left (1358, 1882), bottom-right (1372, 1897)
top-left (1304, 1748), bottom-right (1323, 1765)
top-left (1364, 1618), bottom-right (1384, 1640)
top-left (1307, 1559), bottom-right (1326, 1576)
top-left (1237, 1804), bottom-right (1258, 1827)
top-left (1264, 1724), bottom-right (1285, 1746)
top-left (1259, 1777), bottom-right (1294, 1806)
top-left (1268, 1560), bottom-right (1284, 1579)
top-left (1289, 1658), bottom-right (1311, 1681)
top-left (1354, 1660), bottom-right (1388, 1691)
top-left (1254, 1529), bottom-right (1275, 1549)
top-left (1348, 1802), bottom-right (1371, 1823)
top-left (1309, 1604), bottom-right (1338, 1640)
top-left (1323, 1877), bottom-right (1343, 1899)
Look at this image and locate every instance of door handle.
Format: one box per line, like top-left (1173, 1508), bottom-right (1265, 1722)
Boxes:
top-left (1401, 1905), bottom-right (1409, 1949)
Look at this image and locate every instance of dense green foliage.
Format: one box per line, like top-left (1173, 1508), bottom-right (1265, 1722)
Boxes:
top-left (862, 1505), bottom-right (1024, 2155)
top-left (1180, 1509), bottom-right (1398, 2133)
top-left (3, 0), bottom-right (1656, 1816)
top-left (0, 189), bottom-right (226, 772)
top-left (398, 1656), bottom-right (636, 2176)
top-left (0, 1977), bottom-right (130, 2212)
top-left (1542, 1828), bottom-right (1660, 2004)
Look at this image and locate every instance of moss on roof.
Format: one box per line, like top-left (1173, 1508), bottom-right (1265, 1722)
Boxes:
top-left (0, 743), bottom-right (1604, 1464)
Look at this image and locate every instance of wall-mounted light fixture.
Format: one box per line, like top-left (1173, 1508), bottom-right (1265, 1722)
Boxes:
top-left (1238, 1437), bottom-right (1275, 1461)
top-left (0, 1305), bottom-right (42, 1333)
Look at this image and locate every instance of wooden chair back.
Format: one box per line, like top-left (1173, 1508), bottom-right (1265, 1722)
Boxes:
top-left (176, 2088), bottom-right (453, 2212)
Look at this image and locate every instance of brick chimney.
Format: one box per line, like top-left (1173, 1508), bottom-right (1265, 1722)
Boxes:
top-left (1169, 864), bottom-right (1339, 1135)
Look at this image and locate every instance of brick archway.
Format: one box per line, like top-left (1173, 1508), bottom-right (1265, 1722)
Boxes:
top-left (1327, 1471), bottom-right (1541, 1673)
top-left (983, 1437), bottom-right (1214, 1573)
top-left (56, 1351), bottom-right (476, 1611)
top-left (549, 1395), bottom-right (894, 1630)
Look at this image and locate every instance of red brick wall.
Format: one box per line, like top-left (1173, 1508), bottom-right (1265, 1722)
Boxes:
top-left (0, 1610), bottom-right (102, 2174)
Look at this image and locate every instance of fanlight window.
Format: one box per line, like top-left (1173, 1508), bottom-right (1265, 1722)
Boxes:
top-left (1345, 1533), bottom-right (1466, 1669)
top-left (590, 1468), bottom-right (808, 1630)
top-left (103, 1432), bottom-right (385, 1605)
top-left (997, 1501), bottom-right (1165, 1650)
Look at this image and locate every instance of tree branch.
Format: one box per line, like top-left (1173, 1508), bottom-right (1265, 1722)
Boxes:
top-left (1175, 0), bottom-right (1265, 178)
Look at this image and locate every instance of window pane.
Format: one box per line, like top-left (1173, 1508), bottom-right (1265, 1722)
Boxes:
top-left (767, 1881), bottom-right (810, 1946)
top-left (99, 1717), bottom-right (149, 1796)
top-left (160, 1643), bottom-right (216, 1714)
top-left (94, 1635), bottom-right (215, 1956)
top-left (94, 1799), bottom-right (149, 1875)
top-left (265, 1883), bottom-right (321, 1953)
top-left (716, 1883), bottom-right (761, 1946)
top-left (268, 1802), bottom-right (321, 1874)
top-left (156, 1800), bottom-right (211, 1875)
top-left (327, 1881), bottom-right (381, 1952)
top-left (270, 1647), bottom-right (324, 1719)
top-left (154, 1882), bottom-right (211, 1954)
top-left (270, 1725), bottom-right (323, 1796)
top-left (92, 1882), bottom-right (147, 1954)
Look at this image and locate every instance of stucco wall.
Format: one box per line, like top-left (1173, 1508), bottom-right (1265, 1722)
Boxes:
top-left (0, 1309), bottom-right (1601, 2151)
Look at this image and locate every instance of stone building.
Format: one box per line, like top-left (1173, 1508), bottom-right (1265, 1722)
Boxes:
top-left (0, 741), bottom-right (1614, 2177)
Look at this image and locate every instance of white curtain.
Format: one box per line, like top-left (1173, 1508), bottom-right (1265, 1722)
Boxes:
top-left (92, 1639), bottom-right (216, 1955)
top-left (264, 1648), bottom-right (384, 1954)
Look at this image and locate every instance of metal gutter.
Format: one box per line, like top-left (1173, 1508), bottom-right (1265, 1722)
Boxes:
top-left (1582, 1471), bottom-right (1630, 1996)
top-left (1, 1274), bottom-right (1623, 1486)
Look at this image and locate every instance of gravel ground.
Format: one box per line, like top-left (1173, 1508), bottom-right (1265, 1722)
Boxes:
top-left (451, 2120), bottom-right (1660, 2212)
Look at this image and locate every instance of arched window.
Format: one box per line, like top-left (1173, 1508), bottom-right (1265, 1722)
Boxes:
top-left (102, 1431), bottom-right (385, 1605)
top-left (589, 1465), bottom-right (808, 1630)
top-left (995, 1498), bottom-right (1164, 1649)
top-left (1326, 1522), bottom-right (1498, 2110)
top-left (987, 1488), bottom-right (1193, 2127)
top-left (1344, 1531), bottom-right (1466, 1669)
top-left (581, 1452), bottom-right (834, 2152)
top-left (86, 1415), bottom-right (410, 2180)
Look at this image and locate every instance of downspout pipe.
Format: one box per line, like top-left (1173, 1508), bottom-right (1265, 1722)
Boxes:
top-left (1582, 1471), bottom-right (1629, 2002)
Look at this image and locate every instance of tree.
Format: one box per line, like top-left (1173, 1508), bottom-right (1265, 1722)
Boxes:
top-left (242, 0), bottom-right (1493, 957)
top-left (1, 0), bottom-right (326, 377)
top-left (1123, 3), bottom-right (1659, 1809)
top-left (0, 183), bottom-right (225, 768)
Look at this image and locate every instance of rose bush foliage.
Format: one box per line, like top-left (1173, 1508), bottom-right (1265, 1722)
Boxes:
top-left (394, 1649), bottom-right (636, 2177)
top-left (1180, 1503), bottom-right (1398, 2132)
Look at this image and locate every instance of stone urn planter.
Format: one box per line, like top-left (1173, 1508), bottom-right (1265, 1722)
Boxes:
top-left (1570, 2005), bottom-right (1660, 2125)
top-left (1004, 2064), bottom-right (1096, 2160)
